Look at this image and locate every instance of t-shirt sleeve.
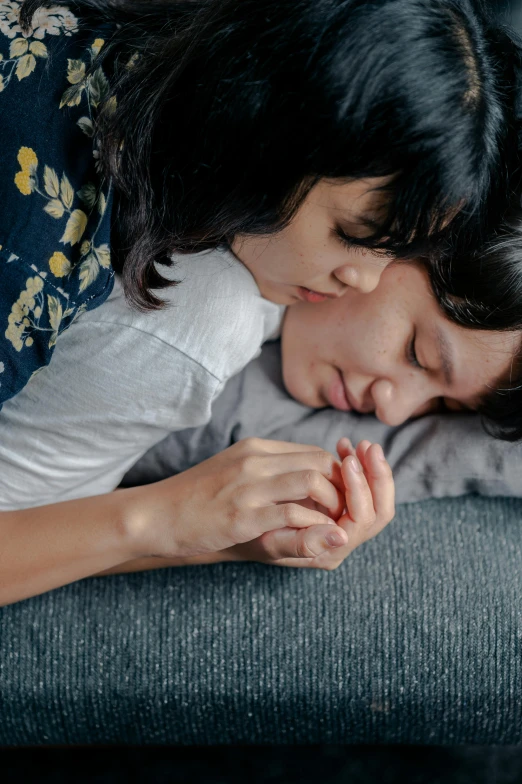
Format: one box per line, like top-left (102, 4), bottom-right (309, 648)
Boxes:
top-left (0, 320), bottom-right (222, 510)
top-left (0, 253), bottom-right (283, 510)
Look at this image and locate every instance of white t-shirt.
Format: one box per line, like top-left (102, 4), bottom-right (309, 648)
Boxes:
top-left (0, 250), bottom-right (284, 510)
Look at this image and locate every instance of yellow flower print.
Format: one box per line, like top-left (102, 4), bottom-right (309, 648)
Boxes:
top-left (59, 58), bottom-right (87, 108)
top-left (49, 251), bottom-right (72, 277)
top-left (14, 146), bottom-right (38, 195)
top-left (14, 169), bottom-right (33, 195)
top-left (6, 35), bottom-right (47, 81)
top-left (11, 137), bottom-right (112, 302)
top-left (5, 275), bottom-right (45, 352)
top-left (17, 145), bottom-right (38, 170)
top-left (0, 2), bottom-right (79, 40)
top-left (66, 57), bottom-right (86, 85)
top-left (47, 295), bottom-right (63, 348)
top-left (0, 74), bottom-right (4, 92)
top-left (60, 38), bottom-right (110, 112)
top-left (91, 38), bottom-right (104, 56)
top-left (9, 36), bottom-right (28, 57)
top-left (60, 208), bottom-right (88, 245)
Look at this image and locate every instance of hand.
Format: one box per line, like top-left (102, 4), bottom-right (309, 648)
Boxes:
top-left (124, 437), bottom-right (348, 559)
top-left (225, 438), bottom-right (395, 570)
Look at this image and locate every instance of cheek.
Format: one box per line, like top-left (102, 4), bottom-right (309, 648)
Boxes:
top-left (281, 312), bottom-right (328, 405)
top-left (281, 346), bottom-right (319, 405)
top-left (282, 218), bottom-right (336, 268)
top-left (337, 320), bottom-right (386, 372)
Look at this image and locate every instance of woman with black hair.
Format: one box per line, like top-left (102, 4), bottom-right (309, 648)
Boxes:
top-left (0, 0), bottom-right (521, 605)
top-left (1, 0), bottom-right (520, 403)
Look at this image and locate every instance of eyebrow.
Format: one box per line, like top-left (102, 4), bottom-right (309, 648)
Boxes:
top-left (356, 213), bottom-right (383, 231)
top-left (337, 214), bottom-right (384, 240)
top-left (436, 327), bottom-right (455, 387)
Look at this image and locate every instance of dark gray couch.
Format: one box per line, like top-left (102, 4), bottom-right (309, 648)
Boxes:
top-left (1, 493), bottom-right (521, 745)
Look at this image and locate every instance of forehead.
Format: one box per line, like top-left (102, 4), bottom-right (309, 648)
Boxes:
top-left (452, 327), bottom-right (521, 406)
top-left (317, 177), bottom-right (392, 217)
top-left (392, 266), bottom-right (519, 392)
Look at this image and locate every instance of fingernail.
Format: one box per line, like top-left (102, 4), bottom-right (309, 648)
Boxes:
top-left (374, 444), bottom-right (386, 462)
top-left (325, 531), bottom-right (345, 548)
top-left (348, 456), bottom-right (361, 473)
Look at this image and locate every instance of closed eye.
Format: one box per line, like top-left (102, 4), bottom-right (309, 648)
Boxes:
top-left (333, 227), bottom-right (395, 259)
top-left (407, 332), bottom-right (426, 370)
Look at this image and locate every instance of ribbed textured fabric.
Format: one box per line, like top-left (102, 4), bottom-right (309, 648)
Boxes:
top-left (1, 496), bottom-right (521, 746)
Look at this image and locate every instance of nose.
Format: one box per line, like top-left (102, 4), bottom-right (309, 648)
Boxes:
top-left (371, 378), bottom-right (433, 426)
top-left (334, 262), bottom-right (386, 294)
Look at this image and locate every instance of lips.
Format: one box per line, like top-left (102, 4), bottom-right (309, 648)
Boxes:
top-left (326, 370), bottom-right (372, 414)
top-left (297, 286), bottom-right (340, 303)
top-left (326, 369), bottom-right (352, 411)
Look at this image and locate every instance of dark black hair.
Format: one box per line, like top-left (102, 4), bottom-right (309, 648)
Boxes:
top-left (21, 0), bottom-right (522, 309)
top-left (427, 209), bottom-right (522, 442)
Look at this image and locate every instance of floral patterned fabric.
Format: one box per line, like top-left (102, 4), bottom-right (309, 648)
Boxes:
top-left (0, 1), bottom-right (115, 405)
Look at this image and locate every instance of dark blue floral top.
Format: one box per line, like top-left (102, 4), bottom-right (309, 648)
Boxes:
top-left (0, 1), bottom-right (115, 405)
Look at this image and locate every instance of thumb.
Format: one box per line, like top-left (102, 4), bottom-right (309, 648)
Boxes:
top-left (260, 524), bottom-right (349, 560)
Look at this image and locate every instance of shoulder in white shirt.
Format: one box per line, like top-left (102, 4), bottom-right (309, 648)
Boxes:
top-left (0, 249), bottom-right (284, 509)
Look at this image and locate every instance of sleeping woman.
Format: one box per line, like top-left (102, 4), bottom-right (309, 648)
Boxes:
top-left (1, 218), bottom-right (522, 603)
top-left (1, 0), bottom-right (522, 606)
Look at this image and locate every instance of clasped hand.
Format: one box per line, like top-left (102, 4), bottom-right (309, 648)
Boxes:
top-left (127, 437), bottom-right (395, 570)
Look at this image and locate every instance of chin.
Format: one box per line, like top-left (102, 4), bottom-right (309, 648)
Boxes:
top-left (282, 364), bottom-right (323, 408)
top-left (257, 282), bottom-right (293, 305)
top-left (272, 292), bottom-right (297, 306)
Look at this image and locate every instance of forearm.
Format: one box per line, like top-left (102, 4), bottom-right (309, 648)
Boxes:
top-left (94, 549), bottom-right (234, 576)
top-left (0, 488), bottom-right (143, 607)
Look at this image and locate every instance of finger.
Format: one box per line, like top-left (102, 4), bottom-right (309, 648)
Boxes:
top-left (267, 548), bottom-right (350, 570)
top-left (252, 502), bottom-right (337, 534)
top-left (341, 456), bottom-right (376, 526)
top-left (354, 442), bottom-right (394, 522)
top-left (258, 523), bottom-right (349, 560)
top-left (360, 443), bottom-right (395, 532)
top-left (265, 528), bottom-right (358, 569)
top-left (238, 437), bottom-right (327, 455)
top-left (256, 451), bottom-right (344, 492)
top-left (355, 440), bottom-right (372, 466)
top-left (336, 437), bottom-right (355, 462)
top-left (253, 470), bottom-right (345, 518)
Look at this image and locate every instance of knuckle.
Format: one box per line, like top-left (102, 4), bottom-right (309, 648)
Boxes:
top-left (281, 503), bottom-right (300, 526)
top-left (314, 451), bottom-right (335, 474)
top-left (303, 469), bottom-right (321, 491)
top-left (238, 437), bottom-right (256, 454)
top-left (234, 438), bottom-right (250, 455)
top-left (238, 437), bottom-right (263, 454)
top-left (295, 536), bottom-right (317, 559)
top-left (238, 454), bottom-right (262, 477)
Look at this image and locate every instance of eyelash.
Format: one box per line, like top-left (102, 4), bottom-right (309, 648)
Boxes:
top-left (333, 227), bottom-right (395, 259)
top-left (407, 333), bottom-right (425, 370)
top-left (334, 228), bottom-right (366, 255)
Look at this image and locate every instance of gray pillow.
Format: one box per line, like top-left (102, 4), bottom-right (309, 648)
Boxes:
top-left (122, 342), bottom-right (522, 503)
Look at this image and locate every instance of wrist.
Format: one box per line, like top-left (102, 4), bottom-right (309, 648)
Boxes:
top-left (114, 483), bottom-right (174, 560)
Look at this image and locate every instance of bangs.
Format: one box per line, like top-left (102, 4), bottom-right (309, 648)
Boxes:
top-left (324, 175), bottom-right (460, 261)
